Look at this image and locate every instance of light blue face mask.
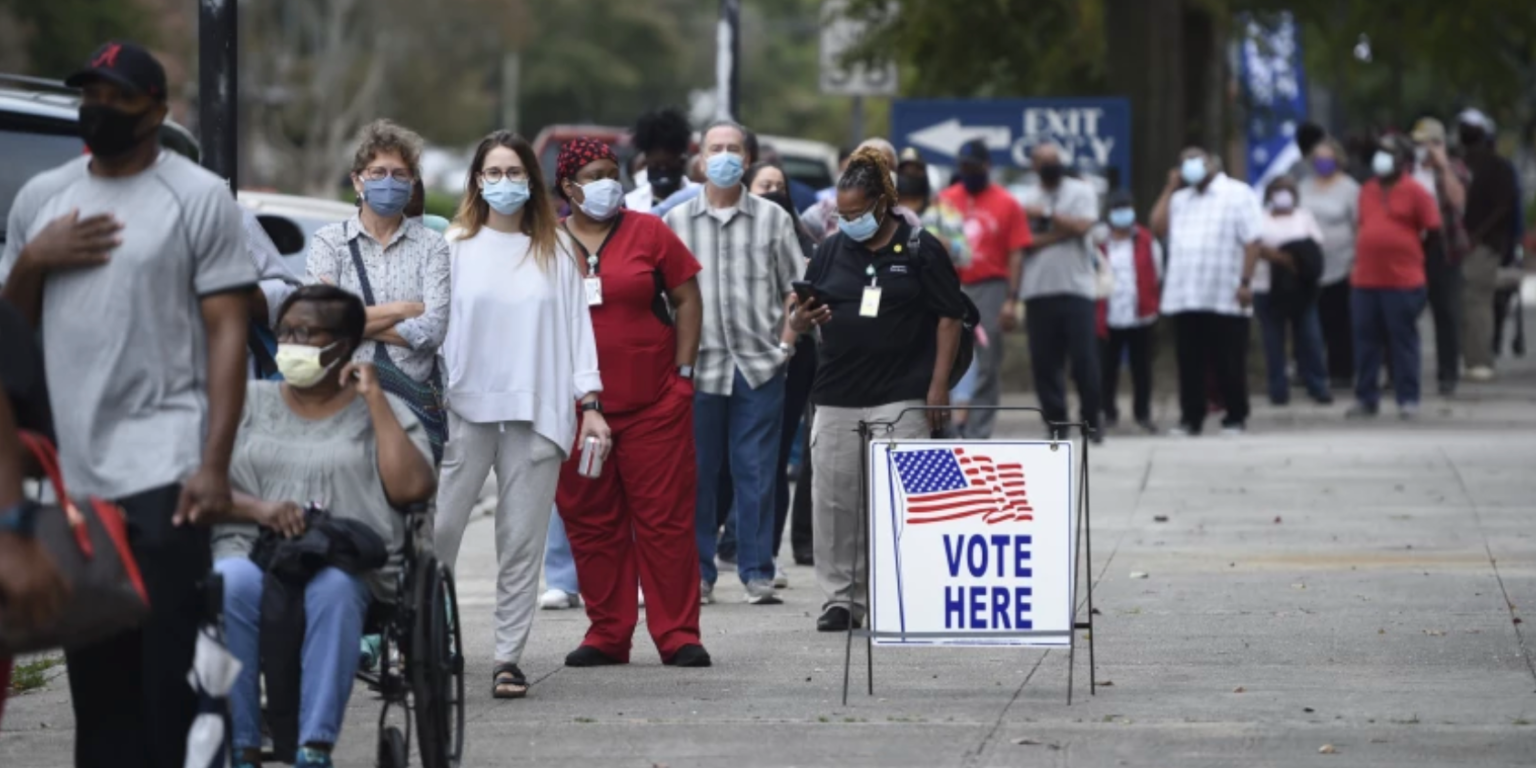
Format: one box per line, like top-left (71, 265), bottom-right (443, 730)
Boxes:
top-left (1108, 207), bottom-right (1136, 229)
top-left (706, 152), bottom-right (746, 188)
top-left (362, 176), bottom-right (412, 218)
top-left (1180, 156), bottom-right (1208, 186)
top-left (838, 207), bottom-right (882, 242)
top-left (481, 178), bottom-right (530, 215)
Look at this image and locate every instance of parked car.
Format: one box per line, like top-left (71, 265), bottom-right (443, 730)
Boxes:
top-left (237, 190), bottom-right (358, 274)
top-left (758, 134), bottom-right (839, 192)
top-left (0, 74), bottom-right (199, 248)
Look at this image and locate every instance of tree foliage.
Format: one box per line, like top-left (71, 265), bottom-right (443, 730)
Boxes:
top-left (0, 0), bottom-right (158, 79)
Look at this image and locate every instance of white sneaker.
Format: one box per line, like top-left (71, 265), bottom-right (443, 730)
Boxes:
top-left (538, 588), bottom-right (580, 610)
top-left (700, 579), bottom-right (715, 605)
top-left (773, 560), bottom-right (788, 589)
top-left (1467, 366), bottom-right (1496, 382)
top-left (745, 579), bottom-right (783, 605)
top-left (1220, 425), bottom-right (1245, 437)
top-left (1166, 426), bottom-right (1192, 438)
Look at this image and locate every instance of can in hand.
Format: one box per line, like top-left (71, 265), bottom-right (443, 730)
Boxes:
top-left (577, 436), bottom-right (603, 479)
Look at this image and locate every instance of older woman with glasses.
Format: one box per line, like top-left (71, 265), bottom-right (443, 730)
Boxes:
top-left (306, 119), bottom-right (451, 460)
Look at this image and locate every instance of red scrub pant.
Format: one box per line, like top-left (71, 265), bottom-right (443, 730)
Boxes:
top-left (556, 379), bottom-right (701, 662)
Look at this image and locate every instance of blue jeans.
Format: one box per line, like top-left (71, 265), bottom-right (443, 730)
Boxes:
top-left (1351, 287), bottom-right (1427, 408)
top-left (217, 557), bottom-right (371, 751)
top-left (695, 368), bottom-right (784, 585)
top-left (543, 506), bottom-right (579, 594)
top-left (1254, 293), bottom-right (1330, 403)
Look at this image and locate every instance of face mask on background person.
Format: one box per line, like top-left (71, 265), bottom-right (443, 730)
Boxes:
top-left (706, 152), bottom-right (745, 188)
top-left (896, 173), bottom-right (930, 200)
top-left (1108, 207), bottom-right (1136, 230)
top-left (960, 171), bottom-right (989, 195)
top-left (1312, 157), bottom-right (1338, 177)
top-left (362, 176), bottom-right (413, 218)
top-left (1269, 189), bottom-right (1296, 211)
top-left (649, 167), bottom-right (683, 199)
top-left (1180, 156), bottom-right (1208, 186)
top-left (838, 206), bottom-right (883, 242)
top-left (1037, 163), bottom-right (1065, 186)
top-left (1372, 151), bottom-right (1396, 178)
top-left (576, 178), bottom-right (624, 220)
top-left (275, 342), bottom-right (339, 389)
top-left (78, 104), bottom-right (152, 158)
top-left (761, 191), bottom-right (795, 217)
top-left (481, 178), bottom-right (530, 215)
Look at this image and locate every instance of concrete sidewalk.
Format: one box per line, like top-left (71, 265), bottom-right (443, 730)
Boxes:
top-left (5, 327), bottom-right (1535, 766)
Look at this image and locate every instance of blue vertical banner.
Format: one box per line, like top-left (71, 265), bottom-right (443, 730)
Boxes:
top-left (1238, 12), bottom-right (1308, 188)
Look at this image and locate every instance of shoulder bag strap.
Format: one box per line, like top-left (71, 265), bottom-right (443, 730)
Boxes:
top-left (346, 237), bottom-right (378, 307)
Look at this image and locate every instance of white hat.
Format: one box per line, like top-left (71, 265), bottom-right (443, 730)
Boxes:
top-left (1457, 108), bottom-right (1495, 133)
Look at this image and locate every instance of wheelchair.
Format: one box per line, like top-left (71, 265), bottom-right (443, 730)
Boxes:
top-left (357, 505), bottom-right (466, 768)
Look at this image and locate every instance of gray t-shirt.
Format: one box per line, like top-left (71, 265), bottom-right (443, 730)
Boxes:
top-left (1017, 177), bottom-right (1099, 300)
top-left (1298, 174), bottom-right (1361, 286)
top-left (212, 381), bottom-right (431, 601)
top-left (1, 153), bottom-right (257, 498)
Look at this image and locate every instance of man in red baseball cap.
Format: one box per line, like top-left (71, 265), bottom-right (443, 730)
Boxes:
top-left (0, 40), bottom-right (255, 768)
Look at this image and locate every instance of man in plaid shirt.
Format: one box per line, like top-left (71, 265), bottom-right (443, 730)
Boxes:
top-left (1151, 147), bottom-right (1264, 436)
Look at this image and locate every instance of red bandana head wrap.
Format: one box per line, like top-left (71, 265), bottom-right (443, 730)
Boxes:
top-left (556, 137), bottom-right (617, 185)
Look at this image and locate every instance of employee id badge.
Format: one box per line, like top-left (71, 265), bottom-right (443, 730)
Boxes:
top-left (859, 285), bottom-right (883, 317)
top-left (584, 277), bottom-right (604, 306)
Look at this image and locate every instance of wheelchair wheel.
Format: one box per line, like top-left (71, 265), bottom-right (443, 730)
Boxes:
top-left (378, 725), bottom-right (407, 768)
top-left (411, 558), bottom-right (465, 768)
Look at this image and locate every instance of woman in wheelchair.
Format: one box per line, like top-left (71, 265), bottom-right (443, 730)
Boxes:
top-left (210, 285), bottom-right (437, 768)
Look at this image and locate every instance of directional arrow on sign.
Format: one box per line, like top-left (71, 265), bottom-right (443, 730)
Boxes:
top-left (906, 119), bottom-right (1012, 158)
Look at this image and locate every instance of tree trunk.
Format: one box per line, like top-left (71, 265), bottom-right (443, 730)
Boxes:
top-left (1105, 0), bottom-right (1186, 215)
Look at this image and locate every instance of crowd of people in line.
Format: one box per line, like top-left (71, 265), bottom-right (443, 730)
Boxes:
top-left (0, 41), bottom-right (1528, 768)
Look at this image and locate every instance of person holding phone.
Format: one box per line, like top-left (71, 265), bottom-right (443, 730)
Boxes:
top-left (550, 137), bottom-right (711, 669)
top-left (784, 147), bottom-right (969, 632)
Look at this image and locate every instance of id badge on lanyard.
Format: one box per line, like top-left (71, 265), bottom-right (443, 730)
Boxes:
top-left (584, 253), bottom-right (603, 306)
top-left (859, 263), bottom-right (881, 318)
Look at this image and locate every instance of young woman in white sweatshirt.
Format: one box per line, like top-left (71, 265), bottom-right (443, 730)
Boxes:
top-left (433, 130), bottom-right (610, 700)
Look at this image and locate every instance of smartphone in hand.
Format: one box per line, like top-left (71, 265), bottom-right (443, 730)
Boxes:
top-left (791, 280), bottom-right (818, 305)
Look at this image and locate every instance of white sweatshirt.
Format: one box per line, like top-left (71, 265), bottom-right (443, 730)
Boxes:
top-left (441, 228), bottom-right (602, 457)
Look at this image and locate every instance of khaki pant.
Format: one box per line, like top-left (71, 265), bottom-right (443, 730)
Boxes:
top-left (1461, 244), bottom-right (1500, 370)
top-left (811, 401), bottom-right (926, 619)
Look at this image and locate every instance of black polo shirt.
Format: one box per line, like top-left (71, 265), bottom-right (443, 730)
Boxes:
top-left (807, 222), bottom-right (968, 408)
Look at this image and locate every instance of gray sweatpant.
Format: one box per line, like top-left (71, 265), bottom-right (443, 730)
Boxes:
top-left (811, 401), bottom-right (926, 619)
top-left (1461, 244), bottom-right (1500, 370)
top-left (434, 412), bottom-right (564, 664)
top-left (962, 279), bottom-right (1008, 438)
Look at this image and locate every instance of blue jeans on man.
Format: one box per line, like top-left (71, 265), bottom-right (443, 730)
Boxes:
top-left (694, 368), bottom-right (784, 586)
top-left (1254, 293), bottom-right (1331, 404)
top-left (1351, 287), bottom-right (1428, 409)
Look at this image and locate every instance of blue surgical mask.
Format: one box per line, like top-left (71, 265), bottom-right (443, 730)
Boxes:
top-left (1180, 157), bottom-right (1207, 186)
top-left (362, 176), bottom-right (412, 218)
top-left (706, 152), bottom-right (746, 188)
top-left (1108, 207), bottom-right (1136, 230)
top-left (576, 178), bottom-right (624, 221)
top-left (838, 208), bottom-right (882, 242)
top-left (481, 178), bottom-right (530, 215)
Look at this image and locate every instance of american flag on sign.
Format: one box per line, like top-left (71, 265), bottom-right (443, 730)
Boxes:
top-left (891, 448), bottom-right (1033, 525)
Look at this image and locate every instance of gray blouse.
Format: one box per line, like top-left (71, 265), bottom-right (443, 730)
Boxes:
top-left (1298, 175), bottom-right (1361, 286)
top-left (306, 216), bottom-right (451, 382)
top-left (211, 381), bottom-right (432, 600)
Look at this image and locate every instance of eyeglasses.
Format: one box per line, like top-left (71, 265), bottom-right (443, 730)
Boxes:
top-left (837, 203), bottom-right (879, 223)
top-left (479, 167), bottom-right (529, 184)
top-left (360, 166), bottom-right (414, 183)
top-left (275, 325), bottom-right (337, 345)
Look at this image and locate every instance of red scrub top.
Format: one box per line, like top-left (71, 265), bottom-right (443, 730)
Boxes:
top-left (569, 212), bottom-right (702, 414)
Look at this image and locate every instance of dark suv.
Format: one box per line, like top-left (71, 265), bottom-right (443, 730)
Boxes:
top-left (0, 74), bottom-right (199, 247)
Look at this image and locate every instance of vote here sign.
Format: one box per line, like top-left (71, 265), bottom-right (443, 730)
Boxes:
top-left (867, 440), bottom-right (1075, 647)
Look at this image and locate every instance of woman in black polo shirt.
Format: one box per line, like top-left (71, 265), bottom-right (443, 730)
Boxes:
top-left (781, 147), bottom-right (968, 632)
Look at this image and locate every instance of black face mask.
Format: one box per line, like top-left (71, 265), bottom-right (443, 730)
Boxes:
top-left (79, 104), bottom-right (153, 159)
top-left (649, 167), bottom-right (684, 199)
top-left (1459, 127), bottom-right (1486, 151)
top-left (762, 191), bottom-right (794, 217)
top-left (896, 173), bottom-right (931, 200)
top-left (1037, 163), bottom-right (1065, 186)
top-left (960, 171), bottom-right (989, 195)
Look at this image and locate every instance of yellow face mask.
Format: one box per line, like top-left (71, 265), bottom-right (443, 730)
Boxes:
top-left (274, 342), bottom-right (339, 388)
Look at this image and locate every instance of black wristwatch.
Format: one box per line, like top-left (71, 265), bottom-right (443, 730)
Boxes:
top-left (580, 400), bottom-right (604, 414)
top-left (0, 499), bottom-right (40, 538)
top-left (678, 364), bottom-right (695, 380)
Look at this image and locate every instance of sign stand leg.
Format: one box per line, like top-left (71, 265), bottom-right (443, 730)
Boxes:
top-left (843, 421), bottom-right (875, 707)
top-left (1067, 426), bottom-right (1096, 704)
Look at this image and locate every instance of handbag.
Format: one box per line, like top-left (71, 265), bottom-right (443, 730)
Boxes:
top-left (0, 432), bottom-right (149, 654)
top-left (346, 239), bottom-right (448, 463)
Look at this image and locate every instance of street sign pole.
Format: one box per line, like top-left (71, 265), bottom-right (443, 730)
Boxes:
top-left (850, 95), bottom-right (864, 150)
top-left (717, 0), bottom-right (741, 121)
top-left (198, 0), bottom-right (238, 191)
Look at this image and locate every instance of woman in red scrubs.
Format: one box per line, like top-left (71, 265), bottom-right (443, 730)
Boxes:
top-left (552, 138), bottom-right (712, 667)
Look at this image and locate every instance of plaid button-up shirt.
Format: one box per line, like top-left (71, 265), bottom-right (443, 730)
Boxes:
top-left (663, 190), bottom-right (804, 395)
top-left (1162, 174), bottom-right (1263, 317)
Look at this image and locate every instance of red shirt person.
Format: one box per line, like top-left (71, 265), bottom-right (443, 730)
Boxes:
top-left (1348, 135), bottom-right (1443, 417)
top-left (935, 139), bottom-right (1031, 439)
top-left (551, 138), bottom-right (712, 668)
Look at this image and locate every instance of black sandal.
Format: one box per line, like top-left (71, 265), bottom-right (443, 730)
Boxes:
top-left (492, 662), bottom-right (527, 699)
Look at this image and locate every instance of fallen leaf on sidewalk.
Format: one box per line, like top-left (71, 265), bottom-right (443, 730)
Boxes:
top-left (1422, 629), bottom-right (1445, 636)
top-left (1095, 680), bottom-right (1114, 687)
top-left (1378, 628), bottom-right (1386, 634)
top-left (1291, 583), bottom-right (1307, 590)
top-left (1153, 515), bottom-right (1168, 523)
top-left (1233, 686), bottom-right (1246, 693)
top-left (1319, 744), bottom-right (1338, 754)
top-left (1303, 707), bottom-right (1315, 713)
top-left (1273, 516), bottom-right (1282, 524)
top-left (1129, 572), bottom-right (1149, 579)
top-left (1011, 738), bottom-right (1062, 750)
